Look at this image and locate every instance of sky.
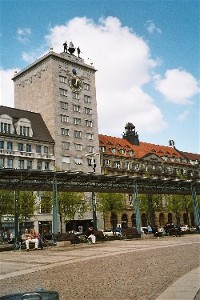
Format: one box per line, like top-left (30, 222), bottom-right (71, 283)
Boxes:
top-left (0, 0), bottom-right (199, 154)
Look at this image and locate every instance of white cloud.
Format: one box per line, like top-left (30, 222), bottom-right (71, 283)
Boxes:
top-left (155, 69), bottom-right (200, 104)
top-left (45, 16), bottom-right (166, 135)
top-left (0, 69), bottom-right (15, 107)
top-left (16, 27), bottom-right (31, 44)
top-left (177, 109), bottom-right (190, 122)
top-left (145, 20), bottom-right (162, 34)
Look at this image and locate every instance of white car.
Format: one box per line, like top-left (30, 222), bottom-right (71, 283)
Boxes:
top-left (102, 229), bottom-right (122, 239)
top-left (180, 225), bottom-right (190, 232)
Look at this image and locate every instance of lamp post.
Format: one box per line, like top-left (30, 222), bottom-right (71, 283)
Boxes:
top-left (14, 191), bottom-right (19, 250)
top-left (86, 152), bottom-right (99, 231)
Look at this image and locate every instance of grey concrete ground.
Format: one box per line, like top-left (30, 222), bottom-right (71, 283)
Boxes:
top-left (0, 235), bottom-right (200, 299)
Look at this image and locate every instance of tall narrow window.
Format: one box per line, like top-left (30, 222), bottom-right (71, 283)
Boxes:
top-left (60, 101), bottom-right (68, 110)
top-left (60, 114), bottom-right (69, 123)
top-left (74, 118), bottom-right (81, 125)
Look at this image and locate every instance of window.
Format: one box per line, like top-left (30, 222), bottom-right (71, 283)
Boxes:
top-left (44, 146), bottom-right (48, 154)
top-left (86, 133), bottom-right (93, 140)
top-left (44, 162), bottom-right (50, 170)
top-left (74, 130), bottom-right (82, 139)
top-left (74, 118), bottom-right (81, 125)
top-left (120, 149), bottom-right (126, 155)
top-left (75, 158), bottom-right (83, 165)
top-left (115, 161), bottom-right (121, 168)
top-left (87, 146), bottom-right (94, 153)
top-left (84, 107), bottom-right (92, 114)
top-left (26, 144), bottom-right (31, 152)
top-left (0, 122), bottom-right (11, 134)
top-left (85, 120), bottom-right (93, 127)
top-left (129, 150), bottom-right (134, 156)
top-left (0, 158), bottom-right (4, 168)
top-left (27, 160), bottom-right (32, 169)
top-left (0, 141), bottom-right (4, 149)
top-left (62, 142), bottom-right (70, 150)
top-left (18, 160), bottom-right (24, 169)
top-left (111, 148), bottom-right (116, 154)
top-left (84, 83), bottom-right (90, 90)
top-left (62, 156), bottom-right (70, 163)
top-left (37, 161), bottom-right (42, 170)
top-left (60, 114), bottom-right (69, 123)
top-left (84, 95), bottom-right (91, 103)
top-left (61, 128), bottom-right (69, 136)
top-left (72, 93), bottom-right (80, 100)
top-left (60, 89), bottom-right (68, 96)
top-left (75, 144), bottom-right (83, 151)
top-left (18, 143), bottom-right (23, 151)
top-left (104, 159), bottom-right (110, 166)
top-left (7, 159), bottom-right (13, 168)
top-left (59, 76), bottom-right (67, 83)
top-left (60, 101), bottom-right (68, 110)
top-left (73, 105), bottom-right (81, 113)
top-left (7, 142), bottom-right (13, 150)
top-left (20, 126), bottom-right (30, 136)
top-left (36, 145), bottom-right (42, 153)
top-left (100, 146), bottom-right (106, 152)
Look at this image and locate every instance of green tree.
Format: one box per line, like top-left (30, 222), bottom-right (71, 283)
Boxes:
top-left (0, 190), bottom-right (14, 217)
top-left (165, 194), bottom-right (185, 225)
top-left (58, 192), bottom-right (86, 232)
top-left (40, 191), bottom-right (53, 214)
top-left (17, 191), bottom-right (37, 222)
top-left (96, 193), bottom-right (126, 229)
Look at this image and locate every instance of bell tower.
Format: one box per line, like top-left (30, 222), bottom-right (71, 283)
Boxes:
top-left (123, 122), bottom-right (139, 145)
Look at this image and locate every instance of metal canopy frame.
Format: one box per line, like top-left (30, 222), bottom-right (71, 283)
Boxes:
top-left (0, 169), bottom-right (199, 195)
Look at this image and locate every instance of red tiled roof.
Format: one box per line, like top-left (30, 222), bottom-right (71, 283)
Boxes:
top-left (179, 151), bottom-right (200, 161)
top-left (99, 134), bottom-right (184, 159)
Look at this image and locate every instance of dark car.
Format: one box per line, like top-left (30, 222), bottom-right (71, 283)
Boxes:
top-left (164, 224), bottom-right (183, 236)
top-left (121, 227), bottom-right (141, 239)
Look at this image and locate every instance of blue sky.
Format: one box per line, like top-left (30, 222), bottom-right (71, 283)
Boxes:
top-left (0, 0), bottom-right (199, 153)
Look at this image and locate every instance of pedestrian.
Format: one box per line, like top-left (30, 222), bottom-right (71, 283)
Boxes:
top-left (22, 229), bottom-right (39, 251)
top-left (87, 227), bottom-right (96, 244)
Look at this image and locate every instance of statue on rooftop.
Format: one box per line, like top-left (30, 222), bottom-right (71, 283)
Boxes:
top-left (63, 41), bottom-right (67, 53)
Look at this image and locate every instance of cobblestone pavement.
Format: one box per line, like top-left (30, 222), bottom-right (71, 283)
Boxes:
top-left (0, 235), bottom-right (200, 299)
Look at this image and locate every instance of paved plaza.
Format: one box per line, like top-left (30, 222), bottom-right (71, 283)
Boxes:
top-left (0, 235), bottom-right (200, 299)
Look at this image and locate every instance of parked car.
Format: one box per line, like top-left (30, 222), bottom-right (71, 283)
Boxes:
top-left (164, 224), bottom-right (183, 236)
top-left (102, 229), bottom-right (122, 239)
top-left (121, 227), bottom-right (141, 239)
top-left (180, 225), bottom-right (190, 232)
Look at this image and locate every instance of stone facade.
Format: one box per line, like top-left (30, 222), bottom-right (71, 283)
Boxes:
top-left (13, 50), bottom-right (100, 174)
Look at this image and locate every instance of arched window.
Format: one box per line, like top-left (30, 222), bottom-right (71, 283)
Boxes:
top-left (159, 213), bottom-right (165, 226)
top-left (121, 213), bottom-right (128, 229)
top-left (190, 212), bottom-right (194, 227)
top-left (141, 213), bottom-right (147, 227)
top-left (110, 212), bottom-right (118, 230)
top-left (131, 213), bottom-right (136, 227)
top-left (168, 213), bottom-right (173, 224)
top-left (183, 213), bottom-right (188, 225)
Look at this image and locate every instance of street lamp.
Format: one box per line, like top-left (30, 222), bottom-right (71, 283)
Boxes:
top-left (86, 152), bottom-right (99, 231)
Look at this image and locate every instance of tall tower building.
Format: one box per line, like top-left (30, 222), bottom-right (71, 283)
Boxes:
top-left (13, 44), bottom-right (100, 173)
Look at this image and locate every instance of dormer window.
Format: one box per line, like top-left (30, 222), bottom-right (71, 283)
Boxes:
top-left (15, 118), bottom-right (33, 137)
top-left (0, 122), bottom-right (11, 134)
top-left (20, 126), bottom-right (29, 136)
top-left (100, 146), bottom-right (106, 152)
top-left (120, 149), bottom-right (126, 155)
top-left (0, 114), bottom-right (13, 134)
top-left (111, 148), bottom-right (116, 154)
top-left (129, 150), bottom-right (134, 156)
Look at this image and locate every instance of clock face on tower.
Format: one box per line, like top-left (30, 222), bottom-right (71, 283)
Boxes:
top-left (69, 69), bottom-right (82, 92)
